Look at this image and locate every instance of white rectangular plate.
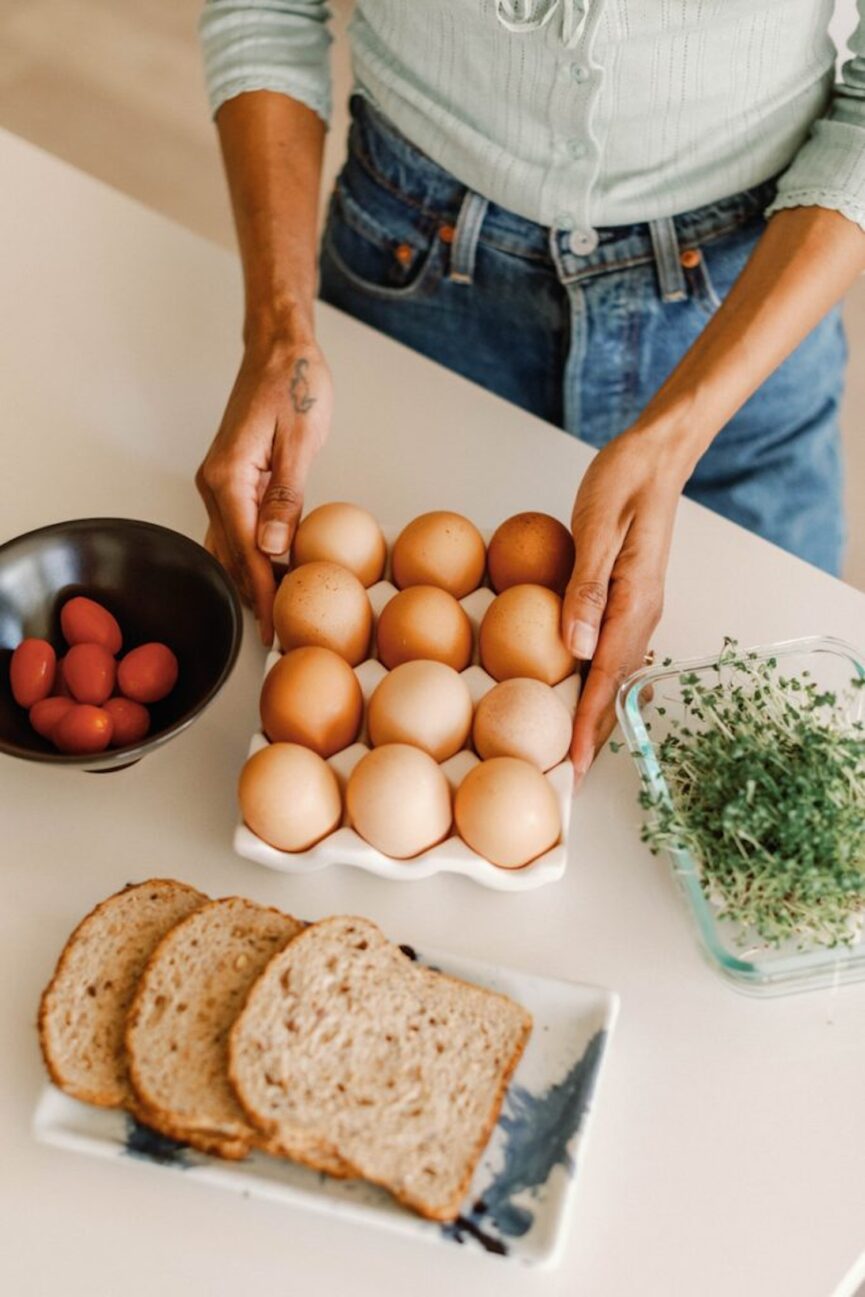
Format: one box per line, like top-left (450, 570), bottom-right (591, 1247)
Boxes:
top-left (33, 944), bottom-right (617, 1268)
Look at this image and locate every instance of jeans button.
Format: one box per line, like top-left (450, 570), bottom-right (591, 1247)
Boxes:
top-left (568, 228), bottom-right (599, 255)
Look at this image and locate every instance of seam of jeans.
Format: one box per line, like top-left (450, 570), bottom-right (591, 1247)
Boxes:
top-left (350, 128), bottom-right (459, 224)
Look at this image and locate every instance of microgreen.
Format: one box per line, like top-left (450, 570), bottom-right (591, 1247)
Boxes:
top-left (638, 641), bottom-right (865, 948)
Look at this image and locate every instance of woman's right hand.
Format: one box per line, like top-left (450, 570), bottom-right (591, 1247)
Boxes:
top-left (196, 338), bottom-right (333, 645)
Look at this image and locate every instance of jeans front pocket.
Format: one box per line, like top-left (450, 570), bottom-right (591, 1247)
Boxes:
top-left (321, 179), bottom-right (447, 303)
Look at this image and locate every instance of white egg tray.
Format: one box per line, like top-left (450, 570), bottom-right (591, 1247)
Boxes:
top-left (233, 529), bottom-right (580, 892)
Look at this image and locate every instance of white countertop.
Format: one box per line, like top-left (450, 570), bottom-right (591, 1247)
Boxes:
top-left (2, 128), bottom-right (864, 1297)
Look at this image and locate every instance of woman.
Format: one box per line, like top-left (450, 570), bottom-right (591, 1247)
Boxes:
top-left (195, 0), bottom-right (865, 776)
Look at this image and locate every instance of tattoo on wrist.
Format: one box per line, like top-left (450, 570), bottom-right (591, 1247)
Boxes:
top-left (289, 357), bottom-right (316, 414)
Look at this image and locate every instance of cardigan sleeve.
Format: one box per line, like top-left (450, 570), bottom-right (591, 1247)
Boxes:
top-left (766, 5), bottom-right (865, 231)
top-left (199, 0), bottom-right (333, 125)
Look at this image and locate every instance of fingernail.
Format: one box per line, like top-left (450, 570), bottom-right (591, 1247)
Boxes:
top-left (568, 620), bottom-right (598, 659)
top-left (260, 522), bottom-right (289, 556)
top-left (572, 757), bottom-right (591, 789)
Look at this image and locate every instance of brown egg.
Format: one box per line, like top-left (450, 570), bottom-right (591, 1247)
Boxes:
top-left (479, 584), bottom-right (574, 685)
top-left (454, 757), bottom-right (560, 868)
top-left (238, 743), bottom-right (342, 852)
top-left (391, 511), bottom-right (485, 598)
top-left (473, 678), bottom-right (572, 771)
top-left (487, 511), bottom-right (575, 594)
top-left (346, 744), bottom-right (452, 859)
top-left (293, 502), bottom-right (386, 588)
top-left (273, 560), bottom-right (372, 666)
top-left (376, 585), bottom-right (473, 671)
top-left (367, 661), bottom-right (473, 762)
top-left (260, 646), bottom-right (363, 757)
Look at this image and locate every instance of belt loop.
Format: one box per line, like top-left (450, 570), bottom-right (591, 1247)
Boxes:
top-left (649, 216), bottom-right (687, 304)
top-left (448, 190), bottom-right (489, 285)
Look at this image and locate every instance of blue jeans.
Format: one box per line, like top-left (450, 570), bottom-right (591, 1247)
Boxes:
top-left (320, 96), bottom-right (847, 574)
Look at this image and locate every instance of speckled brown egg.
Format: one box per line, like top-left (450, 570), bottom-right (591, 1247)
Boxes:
top-left (479, 584), bottom-right (574, 685)
top-left (273, 560), bottom-right (372, 666)
top-left (487, 511), bottom-right (575, 594)
top-left (391, 511), bottom-right (485, 598)
top-left (346, 744), bottom-right (452, 859)
top-left (454, 757), bottom-right (560, 869)
top-left (293, 502), bottom-right (387, 588)
top-left (260, 646), bottom-right (363, 757)
top-left (238, 743), bottom-right (342, 852)
top-left (473, 677), bottom-right (572, 771)
top-left (376, 585), bottom-right (473, 672)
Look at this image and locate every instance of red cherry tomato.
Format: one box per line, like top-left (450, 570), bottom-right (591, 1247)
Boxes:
top-left (10, 638), bottom-right (56, 707)
top-left (117, 643), bottom-right (178, 704)
top-left (60, 596), bottom-right (122, 655)
top-left (104, 697), bottom-right (151, 747)
top-left (52, 704), bottom-right (114, 754)
top-left (63, 643), bottom-right (116, 705)
top-left (29, 695), bottom-right (76, 739)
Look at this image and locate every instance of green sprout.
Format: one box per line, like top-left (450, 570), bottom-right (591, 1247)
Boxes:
top-left (638, 641), bottom-right (865, 948)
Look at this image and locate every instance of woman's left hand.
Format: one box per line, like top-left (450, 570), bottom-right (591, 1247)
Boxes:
top-left (561, 424), bottom-right (690, 782)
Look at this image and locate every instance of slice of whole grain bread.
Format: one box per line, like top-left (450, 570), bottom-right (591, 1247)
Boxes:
top-left (38, 880), bottom-right (207, 1109)
top-left (228, 915), bottom-right (532, 1220)
top-left (124, 897), bottom-right (303, 1160)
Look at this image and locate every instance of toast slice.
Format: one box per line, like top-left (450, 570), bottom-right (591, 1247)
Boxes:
top-left (229, 915), bottom-right (532, 1219)
top-left (38, 880), bottom-right (207, 1109)
top-left (124, 897), bottom-right (305, 1161)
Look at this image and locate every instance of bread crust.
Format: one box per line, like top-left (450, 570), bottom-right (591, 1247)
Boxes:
top-left (228, 915), bottom-right (532, 1218)
top-left (123, 897), bottom-right (354, 1169)
top-left (38, 880), bottom-right (208, 1109)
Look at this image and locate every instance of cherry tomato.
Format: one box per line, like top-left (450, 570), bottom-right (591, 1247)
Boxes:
top-left (10, 638), bottom-right (56, 707)
top-left (63, 642), bottom-right (116, 705)
top-left (29, 695), bottom-right (75, 739)
top-left (117, 643), bottom-right (178, 704)
top-left (60, 596), bottom-right (122, 655)
top-left (52, 703), bottom-right (114, 754)
top-left (104, 697), bottom-right (151, 747)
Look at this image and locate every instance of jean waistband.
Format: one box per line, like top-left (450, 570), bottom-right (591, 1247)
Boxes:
top-left (349, 93), bottom-right (776, 280)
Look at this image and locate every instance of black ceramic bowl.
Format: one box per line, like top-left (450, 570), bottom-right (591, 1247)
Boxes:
top-left (0, 518), bottom-right (242, 771)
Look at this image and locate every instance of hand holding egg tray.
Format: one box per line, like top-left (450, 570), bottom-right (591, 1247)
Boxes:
top-left (235, 506), bottom-right (581, 891)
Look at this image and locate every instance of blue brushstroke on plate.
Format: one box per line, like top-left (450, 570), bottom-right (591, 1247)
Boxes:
top-left (443, 1029), bottom-right (607, 1256)
top-left (123, 1115), bottom-right (192, 1167)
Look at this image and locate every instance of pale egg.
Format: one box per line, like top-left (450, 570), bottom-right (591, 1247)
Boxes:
top-left (238, 743), bottom-right (342, 852)
top-left (367, 660), bottom-right (473, 762)
top-left (391, 511), bottom-right (485, 598)
top-left (293, 502), bottom-right (386, 588)
top-left (376, 585), bottom-right (473, 671)
top-left (260, 646), bottom-right (362, 757)
top-left (473, 678), bottom-right (572, 771)
top-left (454, 757), bottom-right (560, 869)
top-left (479, 584), bottom-right (574, 685)
top-left (346, 744), bottom-right (452, 859)
top-left (487, 511), bottom-right (575, 594)
top-left (273, 560), bottom-right (372, 666)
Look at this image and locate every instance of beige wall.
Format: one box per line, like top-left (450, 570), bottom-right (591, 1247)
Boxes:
top-left (0, 0), bottom-right (862, 587)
